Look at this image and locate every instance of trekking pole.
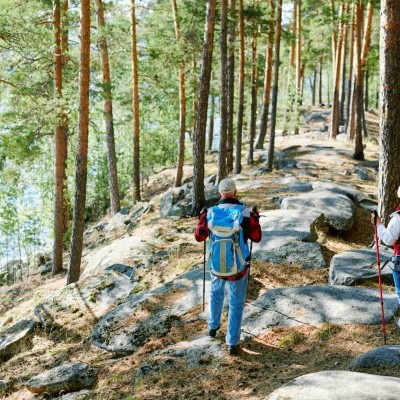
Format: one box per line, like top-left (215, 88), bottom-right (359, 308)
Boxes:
top-left (373, 210), bottom-right (387, 344)
top-left (203, 239), bottom-right (206, 312)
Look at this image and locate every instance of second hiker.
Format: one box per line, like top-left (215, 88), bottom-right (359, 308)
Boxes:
top-left (194, 178), bottom-right (262, 355)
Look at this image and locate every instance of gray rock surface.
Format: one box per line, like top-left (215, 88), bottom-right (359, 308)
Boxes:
top-left (329, 249), bottom-right (393, 286)
top-left (354, 167), bottom-right (372, 181)
top-left (296, 169), bottom-right (318, 178)
top-left (35, 271), bottom-right (136, 334)
top-left (26, 363), bottom-right (97, 396)
top-left (265, 370), bottom-right (400, 400)
top-left (235, 179), bottom-right (263, 191)
top-left (58, 390), bottom-right (93, 399)
top-left (92, 268), bottom-right (211, 354)
top-left (0, 319), bottom-right (37, 361)
top-left (269, 177), bottom-right (312, 194)
top-left (349, 345), bottom-right (400, 369)
top-left (104, 263), bottom-right (135, 279)
top-left (241, 286), bottom-right (398, 339)
top-left (0, 380), bottom-right (9, 392)
top-left (253, 210), bottom-right (325, 268)
top-left (280, 189), bottom-right (356, 231)
top-left (311, 181), bottom-right (366, 203)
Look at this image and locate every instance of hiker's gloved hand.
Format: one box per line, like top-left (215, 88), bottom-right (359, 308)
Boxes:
top-left (370, 212), bottom-right (382, 226)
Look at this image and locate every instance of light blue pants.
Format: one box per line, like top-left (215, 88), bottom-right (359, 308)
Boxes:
top-left (392, 269), bottom-right (400, 304)
top-left (208, 272), bottom-right (248, 346)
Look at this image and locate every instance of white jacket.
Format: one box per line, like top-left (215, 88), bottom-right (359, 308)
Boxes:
top-left (377, 212), bottom-right (400, 247)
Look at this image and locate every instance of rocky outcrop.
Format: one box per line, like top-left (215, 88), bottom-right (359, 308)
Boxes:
top-left (241, 286), bottom-right (398, 339)
top-left (25, 363), bottom-right (97, 396)
top-left (349, 346), bottom-right (400, 369)
top-left (0, 319), bottom-right (37, 362)
top-left (265, 371), bottom-right (400, 400)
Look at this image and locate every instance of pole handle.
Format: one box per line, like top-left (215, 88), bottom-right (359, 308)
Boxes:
top-left (373, 210), bottom-right (378, 226)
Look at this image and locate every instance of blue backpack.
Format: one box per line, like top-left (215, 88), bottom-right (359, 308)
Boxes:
top-left (207, 205), bottom-right (249, 277)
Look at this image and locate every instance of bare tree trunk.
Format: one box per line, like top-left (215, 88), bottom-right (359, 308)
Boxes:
top-left (352, 0), bottom-right (364, 160)
top-left (318, 59), bottom-right (323, 104)
top-left (379, 0), bottom-right (400, 224)
top-left (217, 0), bottom-right (228, 182)
top-left (364, 63), bottom-right (369, 112)
top-left (130, 0), bottom-right (141, 202)
top-left (266, 0), bottom-right (282, 171)
top-left (255, 0), bottom-right (274, 149)
top-left (53, 0), bottom-right (66, 275)
top-left (192, 0), bottom-right (217, 215)
top-left (339, 15), bottom-right (348, 126)
top-left (95, 0), bottom-right (121, 214)
top-left (330, 0), bottom-right (337, 71)
top-left (247, 25), bottom-right (257, 164)
top-left (208, 95), bottom-right (215, 151)
top-left (226, 0), bottom-right (235, 173)
top-left (346, 4), bottom-right (355, 132)
top-left (330, 4), bottom-right (345, 140)
top-left (234, 0), bottom-right (245, 175)
top-left (311, 68), bottom-right (317, 106)
top-left (67, 0), bottom-right (91, 284)
top-left (294, 0), bottom-right (301, 135)
top-left (171, 0), bottom-right (187, 188)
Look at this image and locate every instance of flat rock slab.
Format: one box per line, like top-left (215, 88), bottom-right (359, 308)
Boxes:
top-left (312, 181), bottom-right (366, 203)
top-left (269, 177), bottom-right (312, 194)
top-left (266, 370), bottom-right (400, 400)
top-left (235, 180), bottom-right (264, 191)
top-left (92, 268), bottom-right (211, 354)
top-left (280, 189), bottom-right (355, 231)
top-left (241, 286), bottom-right (398, 338)
top-left (329, 249), bottom-right (393, 286)
top-left (253, 210), bottom-right (325, 268)
top-left (59, 390), bottom-right (93, 399)
top-left (0, 319), bottom-right (37, 361)
top-left (35, 271), bottom-right (136, 335)
top-left (81, 235), bottom-right (152, 278)
top-left (26, 363), bottom-right (97, 396)
top-left (349, 345), bottom-right (400, 369)
top-left (137, 336), bottom-right (225, 380)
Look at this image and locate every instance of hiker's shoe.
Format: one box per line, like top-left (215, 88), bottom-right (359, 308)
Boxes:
top-left (209, 326), bottom-right (220, 338)
top-left (228, 345), bottom-right (240, 356)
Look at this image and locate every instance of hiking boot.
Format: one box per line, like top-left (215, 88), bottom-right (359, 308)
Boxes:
top-left (228, 345), bottom-right (240, 356)
top-left (209, 326), bottom-right (220, 338)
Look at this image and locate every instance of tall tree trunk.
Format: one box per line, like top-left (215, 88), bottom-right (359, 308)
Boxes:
top-left (130, 0), bottom-right (141, 202)
top-left (346, 4), bottom-right (355, 132)
top-left (379, 0), bottom-right (400, 224)
top-left (330, 0), bottom-right (337, 71)
top-left (352, 0), bottom-right (364, 160)
top-left (330, 4), bottom-right (345, 139)
top-left (247, 25), bottom-right (257, 164)
top-left (255, 0), bottom-right (274, 149)
top-left (217, 0), bottom-right (228, 182)
top-left (171, 0), bottom-right (187, 188)
top-left (226, 0), bottom-right (235, 172)
top-left (95, 0), bottom-right (120, 215)
top-left (192, 0), bottom-right (217, 215)
top-left (311, 67), bottom-right (317, 105)
top-left (67, 0), bottom-right (91, 284)
top-left (208, 95), bottom-right (215, 151)
top-left (318, 59), bottom-right (323, 104)
top-left (294, 0), bottom-right (301, 135)
top-left (266, 0), bottom-right (282, 171)
top-left (364, 63), bottom-right (369, 112)
top-left (339, 15), bottom-right (348, 126)
top-left (53, 0), bottom-right (65, 275)
top-left (234, 0), bottom-right (245, 175)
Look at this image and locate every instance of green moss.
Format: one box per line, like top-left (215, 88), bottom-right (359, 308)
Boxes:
top-left (89, 279), bottom-right (115, 303)
top-left (314, 323), bottom-right (341, 341)
top-left (278, 329), bottom-right (305, 348)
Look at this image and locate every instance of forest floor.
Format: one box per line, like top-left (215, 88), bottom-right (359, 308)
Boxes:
top-left (2, 108), bottom-right (400, 400)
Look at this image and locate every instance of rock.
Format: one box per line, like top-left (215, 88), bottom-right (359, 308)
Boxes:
top-left (204, 174), bottom-right (216, 185)
top-left (25, 363), bottom-right (97, 396)
top-left (58, 390), bottom-right (93, 399)
top-left (34, 271), bottom-right (136, 335)
top-left (359, 198), bottom-right (378, 212)
top-left (311, 181), bottom-right (365, 203)
top-left (359, 160), bottom-right (379, 169)
top-left (235, 180), bottom-right (264, 191)
top-left (349, 346), bottom-right (400, 369)
top-left (319, 124), bottom-right (329, 132)
top-left (280, 189), bottom-right (356, 231)
top-left (129, 202), bottom-right (151, 221)
top-left (273, 152), bottom-right (297, 170)
top-left (93, 222), bottom-right (107, 232)
top-left (104, 263), bottom-right (135, 279)
top-left (137, 336), bottom-right (225, 379)
top-left (81, 235), bottom-right (152, 278)
top-left (354, 167), bottom-right (372, 181)
top-left (296, 161), bottom-right (318, 169)
top-left (265, 371), bottom-right (400, 400)
top-left (305, 113), bottom-right (327, 123)
top-left (269, 178), bottom-right (312, 194)
top-left (40, 262), bottom-right (53, 275)
top-left (252, 210), bottom-right (325, 268)
top-left (329, 249), bottom-right (393, 286)
top-left (0, 380), bottom-right (10, 393)
top-left (295, 169), bottom-right (318, 178)
top-left (0, 319), bottom-right (37, 361)
top-left (105, 203), bottom-right (150, 232)
top-left (92, 268), bottom-right (211, 354)
top-left (241, 286), bottom-right (398, 339)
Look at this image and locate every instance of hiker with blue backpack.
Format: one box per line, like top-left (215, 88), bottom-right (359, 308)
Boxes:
top-left (195, 178), bottom-right (262, 355)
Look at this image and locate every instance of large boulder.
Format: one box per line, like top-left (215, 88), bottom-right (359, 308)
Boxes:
top-left (241, 285), bottom-right (398, 339)
top-left (0, 319), bottom-right (37, 361)
top-left (349, 345), bottom-right (400, 369)
top-left (81, 235), bottom-right (152, 278)
top-left (329, 248), bottom-right (393, 286)
top-left (92, 268), bottom-right (211, 354)
top-left (311, 181), bottom-right (367, 204)
top-left (252, 210), bottom-right (325, 269)
top-left (25, 363), bottom-right (97, 396)
top-left (265, 371), bottom-right (400, 400)
top-left (280, 189), bottom-right (356, 231)
top-left (34, 271), bottom-right (136, 336)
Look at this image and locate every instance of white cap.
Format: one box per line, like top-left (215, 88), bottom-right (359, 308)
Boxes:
top-left (218, 178), bottom-right (236, 194)
top-left (397, 186), bottom-right (400, 198)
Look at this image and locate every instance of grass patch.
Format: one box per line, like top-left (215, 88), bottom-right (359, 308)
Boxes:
top-left (278, 329), bottom-right (305, 348)
top-left (314, 323), bottom-right (341, 341)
